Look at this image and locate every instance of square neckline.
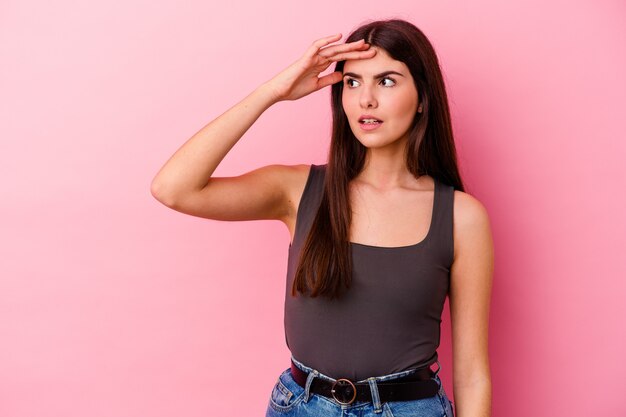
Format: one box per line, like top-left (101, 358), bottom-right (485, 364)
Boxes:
top-left (288, 164), bottom-right (439, 251)
top-left (349, 177), bottom-right (438, 250)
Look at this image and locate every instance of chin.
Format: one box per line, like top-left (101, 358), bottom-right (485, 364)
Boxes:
top-left (354, 136), bottom-right (398, 149)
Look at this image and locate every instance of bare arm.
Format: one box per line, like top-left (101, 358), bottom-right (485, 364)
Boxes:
top-left (150, 34), bottom-right (376, 222)
top-left (449, 190), bottom-right (494, 417)
top-left (150, 83), bottom-right (279, 207)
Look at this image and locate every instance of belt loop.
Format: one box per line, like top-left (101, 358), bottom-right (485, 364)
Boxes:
top-left (367, 377), bottom-right (383, 413)
top-left (303, 369), bottom-right (318, 403)
top-left (432, 360), bottom-right (442, 378)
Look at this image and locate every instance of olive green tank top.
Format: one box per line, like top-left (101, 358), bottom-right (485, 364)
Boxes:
top-left (284, 163), bottom-right (454, 381)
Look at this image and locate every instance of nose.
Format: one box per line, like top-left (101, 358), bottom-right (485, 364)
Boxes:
top-left (359, 83), bottom-right (378, 108)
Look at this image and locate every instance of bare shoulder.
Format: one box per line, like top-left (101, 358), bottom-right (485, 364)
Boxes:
top-left (452, 189), bottom-right (493, 262)
top-left (452, 189), bottom-right (491, 225)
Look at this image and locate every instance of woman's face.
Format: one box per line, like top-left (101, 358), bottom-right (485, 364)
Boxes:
top-left (341, 47), bottom-right (419, 149)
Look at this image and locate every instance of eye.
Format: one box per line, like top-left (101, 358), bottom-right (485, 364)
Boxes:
top-left (345, 78), bottom-right (358, 88)
top-left (380, 76), bottom-right (396, 87)
top-left (343, 77), bottom-right (396, 88)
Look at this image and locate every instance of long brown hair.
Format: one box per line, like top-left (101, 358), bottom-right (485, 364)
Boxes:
top-left (291, 18), bottom-right (465, 300)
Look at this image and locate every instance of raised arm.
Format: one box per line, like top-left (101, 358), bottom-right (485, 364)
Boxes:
top-left (150, 34), bottom-right (376, 223)
top-left (149, 84), bottom-right (292, 221)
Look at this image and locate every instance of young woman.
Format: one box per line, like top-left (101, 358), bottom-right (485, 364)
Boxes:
top-left (151, 18), bottom-right (493, 417)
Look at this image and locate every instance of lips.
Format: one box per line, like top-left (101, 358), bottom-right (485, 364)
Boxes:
top-left (356, 113), bottom-right (383, 133)
top-left (358, 114), bottom-right (383, 122)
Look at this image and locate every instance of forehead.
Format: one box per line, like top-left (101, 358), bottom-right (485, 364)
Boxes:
top-left (342, 47), bottom-right (406, 74)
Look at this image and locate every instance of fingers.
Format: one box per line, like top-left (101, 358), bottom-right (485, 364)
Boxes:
top-left (316, 71), bottom-right (344, 90)
top-left (324, 47), bottom-right (377, 63)
top-left (316, 39), bottom-right (377, 62)
top-left (306, 33), bottom-right (372, 60)
top-left (318, 38), bottom-right (362, 57)
top-left (312, 33), bottom-right (342, 48)
top-left (306, 33), bottom-right (342, 57)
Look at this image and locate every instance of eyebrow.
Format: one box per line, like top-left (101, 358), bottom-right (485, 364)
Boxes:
top-left (342, 70), bottom-right (405, 79)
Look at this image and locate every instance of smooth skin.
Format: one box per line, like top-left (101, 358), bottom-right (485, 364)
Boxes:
top-left (151, 33), bottom-right (492, 417)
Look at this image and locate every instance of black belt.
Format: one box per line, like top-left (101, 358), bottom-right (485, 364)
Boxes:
top-left (290, 359), bottom-right (439, 405)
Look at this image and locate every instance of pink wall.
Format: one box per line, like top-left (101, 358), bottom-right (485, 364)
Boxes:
top-left (1, 1), bottom-right (624, 416)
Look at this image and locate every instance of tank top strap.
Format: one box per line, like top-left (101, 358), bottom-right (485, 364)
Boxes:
top-left (292, 164), bottom-right (326, 246)
top-left (430, 177), bottom-right (455, 267)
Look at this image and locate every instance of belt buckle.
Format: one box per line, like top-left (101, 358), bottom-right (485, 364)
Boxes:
top-left (330, 378), bottom-right (357, 405)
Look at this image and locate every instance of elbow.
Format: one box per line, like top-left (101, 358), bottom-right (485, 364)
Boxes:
top-left (150, 179), bottom-right (177, 207)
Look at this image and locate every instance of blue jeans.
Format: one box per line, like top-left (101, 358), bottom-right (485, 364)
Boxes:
top-left (266, 355), bottom-right (455, 417)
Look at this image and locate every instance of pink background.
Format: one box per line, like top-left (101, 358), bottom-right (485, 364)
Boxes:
top-left (1, 1), bottom-right (625, 416)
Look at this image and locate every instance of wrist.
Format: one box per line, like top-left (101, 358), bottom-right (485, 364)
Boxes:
top-left (258, 81), bottom-right (283, 105)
